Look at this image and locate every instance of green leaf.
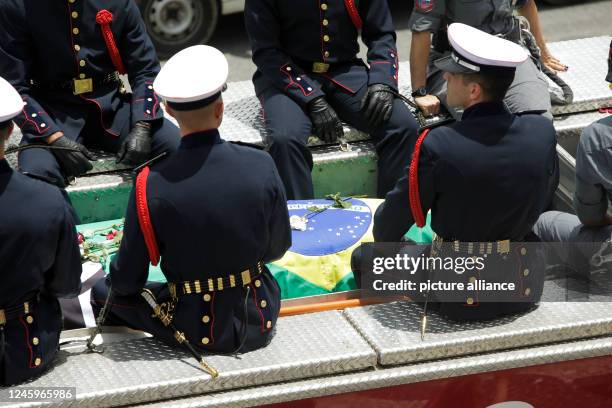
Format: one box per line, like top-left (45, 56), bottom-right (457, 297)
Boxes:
top-left (340, 200), bottom-right (352, 209)
top-left (325, 192), bottom-right (352, 209)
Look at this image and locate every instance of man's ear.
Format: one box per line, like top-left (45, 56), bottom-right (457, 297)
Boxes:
top-left (0, 122), bottom-right (14, 141)
top-left (165, 103), bottom-right (176, 119)
top-left (469, 82), bottom-right (482, 103)
top-left (215, 100), bottom-right (224, 119)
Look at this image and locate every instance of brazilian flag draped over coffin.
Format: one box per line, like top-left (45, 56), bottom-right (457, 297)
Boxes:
top-left (271, 198), bottom-right (433, 298)
top-left (83, 198), bottom-right (433, 300)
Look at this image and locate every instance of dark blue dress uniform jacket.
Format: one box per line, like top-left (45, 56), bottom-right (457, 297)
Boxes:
top-left (0, 159), bottom-right (81, 386)
top-left (0, 0), bottom-right (163, 141)
top-left (245, 0), bottom-right (400, 107)
top-left (372, 103), bottom-right (559, 320)
top-left (374, 102), bottom-right (559, 243)
top-left (93, 130), bottom-right (292, 353)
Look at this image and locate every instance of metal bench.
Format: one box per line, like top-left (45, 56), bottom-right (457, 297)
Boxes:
top-left (136, 335), bottom-right (612, 407)
top-left (7, 311), bottom-right (376, 407)
top-left (5, 36), bottom-right (611, 222)
top-left (57, 108), bottom-right (609, 222)
top-left (7, 288), bottom-right (612, 407)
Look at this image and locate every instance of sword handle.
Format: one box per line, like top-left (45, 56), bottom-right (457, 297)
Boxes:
top-left (141, 288), bottom-right (158, 310)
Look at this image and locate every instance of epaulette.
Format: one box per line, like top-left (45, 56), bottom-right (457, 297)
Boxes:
top-left (132, 152), bottom-right (168, 174)
top-left (230, 141), bottom-right (265, 150)
top-left (418, 114), bottom-right (455, 133)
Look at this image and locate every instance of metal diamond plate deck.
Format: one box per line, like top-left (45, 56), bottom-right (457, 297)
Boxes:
top-left (395, 37), bottom-right (612, 117)
top-left (220, 80), bottom-right (369, 147)
top-left (4, 311), bottom-right (375, 408)
top-left (4, 37), bottom-right (610, 164)
top-left (65, 171), bottom-right (133, 193)
top-left (343, 301), bottom-right (612, 366)
top-left (138, 336), bottom-right (612, 407)
top-left (547, 36), bottom-right (612, 115)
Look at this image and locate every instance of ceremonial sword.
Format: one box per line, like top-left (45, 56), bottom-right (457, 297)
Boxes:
top-left (141, 289), bottom-right (219, 378)
top-left (86, 283), bottom-right (114, 352)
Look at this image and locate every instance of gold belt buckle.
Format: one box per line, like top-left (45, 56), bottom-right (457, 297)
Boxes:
top-left (497, 239), bottom-right (511, 255)
top-left (73, 78), bottom-right (93, 95)
top-left (312, 62), bottom-right (330, 73)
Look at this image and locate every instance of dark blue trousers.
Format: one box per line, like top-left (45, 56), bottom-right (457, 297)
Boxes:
top-left (91, 270), bottom-right (280, 354)
top-left (18, 111), bottom-right (180, 189)
top-left (259, 64), bottom-right (419, 199)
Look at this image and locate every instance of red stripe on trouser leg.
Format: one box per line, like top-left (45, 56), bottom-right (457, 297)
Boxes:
top-left (136, 167), bottom-right (160, 266)
top-left (409, 129), bottom-right (430, 228)
top-left (96, 10), bottom-right (127, 75)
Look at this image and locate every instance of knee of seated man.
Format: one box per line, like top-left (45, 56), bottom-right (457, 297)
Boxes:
top-left (18, 151), bottom-right (67, 188)
top-left (381, 103), bottom-right (418, 135)
top-left (266, 123), bottom-right (311, 150)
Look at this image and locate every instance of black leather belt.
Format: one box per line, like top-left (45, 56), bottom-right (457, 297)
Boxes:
top-left (29, 71), bottom-right (120, 95)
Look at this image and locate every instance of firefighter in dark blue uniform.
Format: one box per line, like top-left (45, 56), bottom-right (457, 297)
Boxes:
top-left (91, 46), bottom-right (291, 355)
top-left (244, 0), bottom-right (419, 199)
top-left (356, 24), bottom-right (559, 321)
top-left (0, 0), bottom-right (180, 191)
top-left (0, 77), bottom-right (82, 386)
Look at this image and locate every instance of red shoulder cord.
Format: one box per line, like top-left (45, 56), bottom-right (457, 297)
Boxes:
top-left (96, 10), bottom-right (127, 75)
top-left (409, 129), bottom-right (430, 228)
top-left (343, 0), bottom-right (363, 30)
top-left (136, 167), bottom-right (160, 266)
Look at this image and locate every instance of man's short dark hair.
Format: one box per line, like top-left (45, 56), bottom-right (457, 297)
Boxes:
top-left (461, 70), bottom-right (515, 102)
top-left (0, 120), bottom-right (11, 132)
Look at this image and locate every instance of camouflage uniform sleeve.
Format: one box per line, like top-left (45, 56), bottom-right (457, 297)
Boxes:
top-left (574, 120), bottom-right (612, 225)
top-left (408, 0), bottom-right (446, 33)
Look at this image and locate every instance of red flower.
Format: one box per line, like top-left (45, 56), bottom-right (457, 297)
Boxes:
top-left (77, 233), bottom-right (85, 245)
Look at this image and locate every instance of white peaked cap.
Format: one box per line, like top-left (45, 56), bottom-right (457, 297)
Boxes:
top-left (154, 45), bottom-right (229, 107)
top-left (434, 23), bottom-right (529, 74)
top-left (0, 76), bottom-right (23, 123)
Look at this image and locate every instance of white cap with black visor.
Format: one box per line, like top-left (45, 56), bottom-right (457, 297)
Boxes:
top-left (154, 45), bottom-right (229, 111)
top-left (434, 23), bottom-right (529, 75)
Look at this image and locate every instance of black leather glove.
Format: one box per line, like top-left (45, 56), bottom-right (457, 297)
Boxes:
top-left (117, 121), bottom-right (152, 166)
top-left (50, 136), bottom-right (94, 178)
top-left (361, 84), bottom-right (394, 128)
top-left (307, 97), bottom-right (344, 143)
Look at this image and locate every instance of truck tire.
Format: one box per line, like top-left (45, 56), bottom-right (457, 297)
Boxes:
top-left (139, 0), bottom-right (219, 59)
